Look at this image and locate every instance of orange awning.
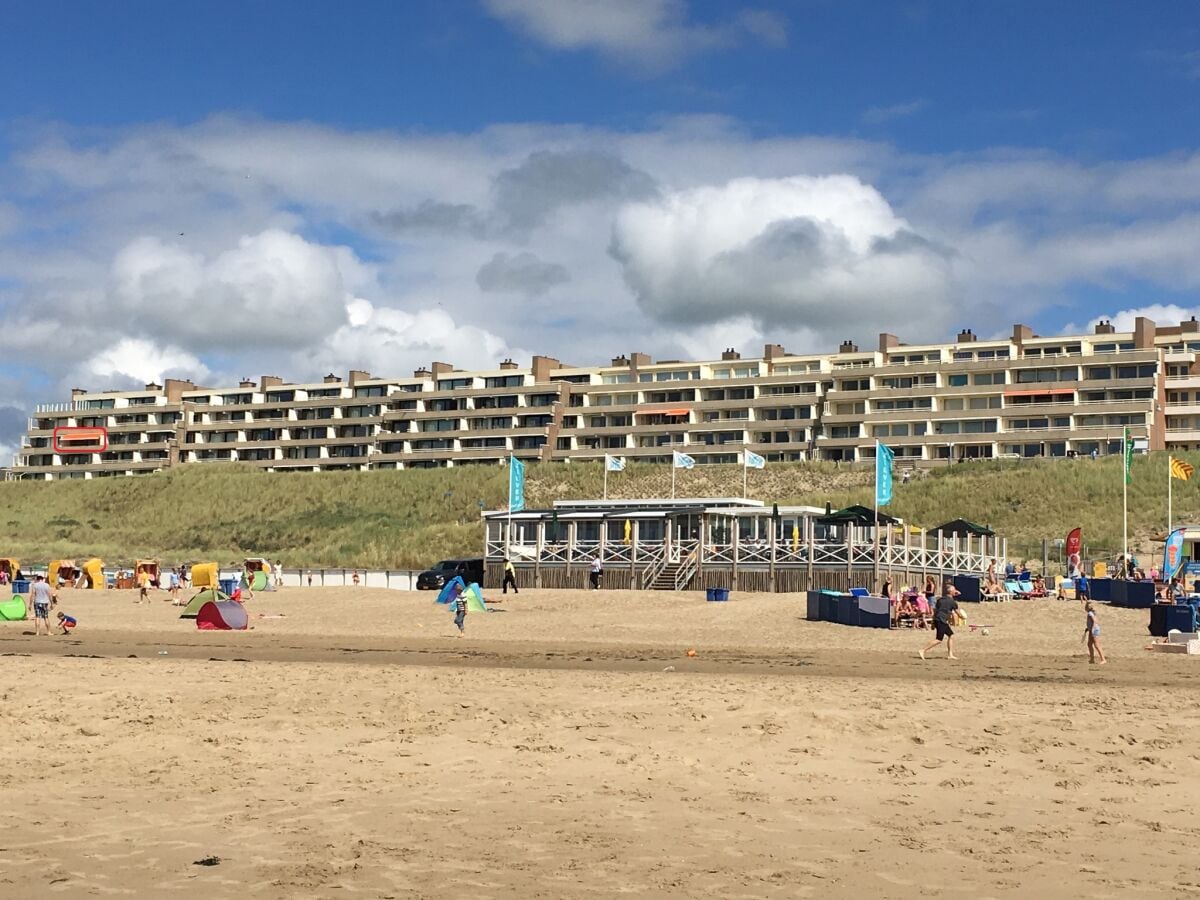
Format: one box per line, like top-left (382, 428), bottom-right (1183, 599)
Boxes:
top-left (637, 407), bottom-right (691, 416)
top-left (1002, 388), bottom-right (1075, 397)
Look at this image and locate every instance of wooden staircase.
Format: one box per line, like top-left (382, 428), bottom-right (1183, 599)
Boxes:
top-left (647, 559), bottom-right (697, 591)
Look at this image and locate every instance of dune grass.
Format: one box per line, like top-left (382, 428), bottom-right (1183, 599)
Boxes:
top-left (0, 453), bottom-right (1189, 569)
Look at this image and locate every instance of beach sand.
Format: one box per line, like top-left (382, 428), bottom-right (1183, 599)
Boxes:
top-left (2, 586), bottom-right (1197, 898)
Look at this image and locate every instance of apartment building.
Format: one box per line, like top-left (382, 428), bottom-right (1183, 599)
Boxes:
top-left (13, 316), bottom-right (1192, 480)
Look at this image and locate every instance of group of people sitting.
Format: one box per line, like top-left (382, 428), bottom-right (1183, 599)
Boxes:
top-left (878, 575), bottom-right (940, 628)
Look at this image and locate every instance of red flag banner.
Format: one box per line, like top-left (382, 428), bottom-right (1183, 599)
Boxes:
top-left (1065, 527), bottom-right (1082, 575)
top-left (1065, 527), bottom-right (1081, 558)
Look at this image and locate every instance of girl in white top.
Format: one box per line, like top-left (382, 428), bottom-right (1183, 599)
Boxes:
top-left (1084, 602), bottom-right (1106, 665)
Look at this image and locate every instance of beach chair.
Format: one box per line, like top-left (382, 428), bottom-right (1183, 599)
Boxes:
top-left (849, 587), bottom-right (870, 598)
top-left (1005, 579), bottom-right (1029, 597)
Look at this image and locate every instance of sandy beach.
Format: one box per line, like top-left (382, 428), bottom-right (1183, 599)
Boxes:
top-left (2, 586), bottom-right (1197, 898)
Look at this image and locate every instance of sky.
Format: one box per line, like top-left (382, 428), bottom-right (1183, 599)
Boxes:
top-left (1, 0), bottom-right (1200, 459)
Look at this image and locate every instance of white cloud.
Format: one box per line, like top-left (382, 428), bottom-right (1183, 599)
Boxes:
top-left (81, 338), bottom-right (211, 385)
top-left (481, 0), bottom-right (786, 69)
top-left (311, 298), bottom-right (525, 376)
top-left (610, 175), bottom-right (956, 340)
top-left (108, 229), bottom-right (359, 348)
top-left (1083, 304), bottom-right (1200, 333)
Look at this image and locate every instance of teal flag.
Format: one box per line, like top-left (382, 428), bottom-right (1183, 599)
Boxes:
top-left (508, 456), bottom-right (525, 513)
top-left (1123, 426), bottom-right (1134, 485)
top-left (875, 442), bottom-right (895, 507)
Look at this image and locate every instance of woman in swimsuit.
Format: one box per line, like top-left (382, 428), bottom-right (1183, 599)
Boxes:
top-left (1084, 601), bottom-right (1106, 665)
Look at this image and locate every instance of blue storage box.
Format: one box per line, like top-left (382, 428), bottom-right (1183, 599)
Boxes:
top-left (836, 594), bottom-right (859, 626)
top-left (11, 579), bottom-right (29, 594)
top-left (953, 574), bottom-right (981, 602)
top-left (806, 591), bottom-right (822, 621)
top-left (818, 591), bottom-right (838, 622)
top-left (706, 587), bottom-right (729, 602)
top-left (1112, 580), bottom-right (1155, 608)
top-left (1090, 578), bottom-right (1112, 601)
top-left (219, 578), bottom-right (237, 595)
top-left (856, 594), bottom-right (891, 628)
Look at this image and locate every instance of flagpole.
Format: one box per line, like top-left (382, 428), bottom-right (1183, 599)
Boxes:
top-left (604, 458), bottom-right (609, 500)
top-left (671, 453), bottom-right (676, 500)
top-left (1168, 453), bottom-right (1172, 537)
top-left (874, 441), bottom-right (881, 586)
top-left (743, 453), bottom-right (748, 499)
top-left (506, 454), bottom-right (513, 558)
top-left (1122, 428), bottom-right (1128, 578)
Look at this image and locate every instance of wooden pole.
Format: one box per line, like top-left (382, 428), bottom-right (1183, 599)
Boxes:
top-left (535, 518), bottom-right (544, 588)
top-left (806, 515), bottom-right (815, 590)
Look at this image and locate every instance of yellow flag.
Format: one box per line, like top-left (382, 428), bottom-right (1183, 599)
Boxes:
top-left (1171, 456), bottom-right (1194, 481)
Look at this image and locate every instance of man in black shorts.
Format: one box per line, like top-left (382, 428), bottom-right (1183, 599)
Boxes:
top-left (920, 581), bottom-right (960, 660)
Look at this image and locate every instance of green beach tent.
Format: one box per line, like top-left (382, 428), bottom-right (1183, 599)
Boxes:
top-left (0, 595), bottom-right (26, 621)
top-left (180, 588), bottom-right (231, 619)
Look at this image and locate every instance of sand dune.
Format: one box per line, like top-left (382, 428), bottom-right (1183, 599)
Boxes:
top-left (1, 587), bottom-right (1194, 898)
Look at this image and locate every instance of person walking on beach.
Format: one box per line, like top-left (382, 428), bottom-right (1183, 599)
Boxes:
top-left (1075, 571), bottom-right (1090, 603)
top-left (920, 582), bottom-right (960, 660)
top-left (273, 560), bottom-right (283, 589)
top-left (1084, 601), bottom-right (1107, 664)
top-left (589, 556), bottom-right (603, 590)
top-left (137, 569), bottom-right (151, 604)
top-left (28, 574), bottom-right (55, 636)
top-left (168, 568), bottom-right (181, 605)
top-left (502, 558), bottom-right (518, 595)
top-left (452, 583), bottom-right (468, 637)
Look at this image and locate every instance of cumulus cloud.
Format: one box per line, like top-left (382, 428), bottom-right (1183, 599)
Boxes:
top-left (482, 0), bottom-right (786, 69)
top-left (372, 149), bottom-right (658, 239)
top-left (476, 251), bottom-right (570, 296)
top-left (1082, 304), bottom-right (1200, 333)
top-left (108, 229), bottom-right (359, 347)
top-left (313, 298), bottom-right (524, 376)
top-left (610, 175), bottom-right (956, 340)
top-left (81, 338), bottom-right (211, 385)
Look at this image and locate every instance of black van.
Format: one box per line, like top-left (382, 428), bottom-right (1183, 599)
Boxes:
top-left (416, 558), bottom-right (484, 590)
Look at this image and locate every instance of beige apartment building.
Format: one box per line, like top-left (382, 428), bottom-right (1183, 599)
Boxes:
top-left (13, 316), bottom-right (1199, 480)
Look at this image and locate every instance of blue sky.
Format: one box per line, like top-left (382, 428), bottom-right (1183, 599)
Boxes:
top-left (4, 1), bottom-right (1197, 153)
top-left (1, 0), bottom-right (1200, 457)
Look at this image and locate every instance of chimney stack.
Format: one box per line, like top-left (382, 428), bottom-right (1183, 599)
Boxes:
top-left (431, 361), bottom-right (453, 377)
top-left (629, 352), bottom-right (652, 369)
top-left (763, 343), bottom-right (786, 360)
top-left (1093, 319), bottom-right (1115, 335)
top-left (348, 369), bottom-right (371, 385)
top-left (413, 367), bottom-right (432, 379)
top-left (239, 379), bottom-right (255, 389)
top-left (1012, 324), bottom-right (1033, 344)
top-left (1182, 317), bottom-right (1199, 334)
top-left (721, 347), bottom-right (741, 361)
top-left (878, 333), bottom-right (899, 352)
top-left (610, 354), bottom-right (630, 367)
top-left (499, 358), bottom-right (519, 370)
top-left (260, 375), bottom-right (283, 389)
top-left (144, 382), bottom-right (162, 391)
top-left (532, 355), bottom-right (560, 383)
top-left (323, 373), bottom-right (341, 384)
top-left (838, 339), bottom-right (859, 354)
top-left (957, 328), bottom-right (977, 343)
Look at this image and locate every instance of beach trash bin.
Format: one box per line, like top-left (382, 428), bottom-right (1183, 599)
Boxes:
top-left (706, 588), bottom-right (729, 602)
top-left (12, 579), bottom-right (29, 594)
top-left (1165, 604), bottom-right (1196, 634)
top-left (218, 578), bottom-right (236, 595)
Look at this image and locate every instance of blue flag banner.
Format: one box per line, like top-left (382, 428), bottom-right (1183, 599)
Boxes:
top-left (1164, 526), bottom-right (1187, 581)
top-left (673, 450), bottom-right (695, 470)
top-left (508, 456), bottom-right (525, 513)
top-left (744, 450), bottom-right (765, 469)
top-left (875, 442), bottom-right (894, 507)
top-left (605, 455), bottom-right (626, 472)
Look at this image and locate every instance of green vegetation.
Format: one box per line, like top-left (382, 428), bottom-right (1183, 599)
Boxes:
top-left (0, 454), bottom-right (1190, 568)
